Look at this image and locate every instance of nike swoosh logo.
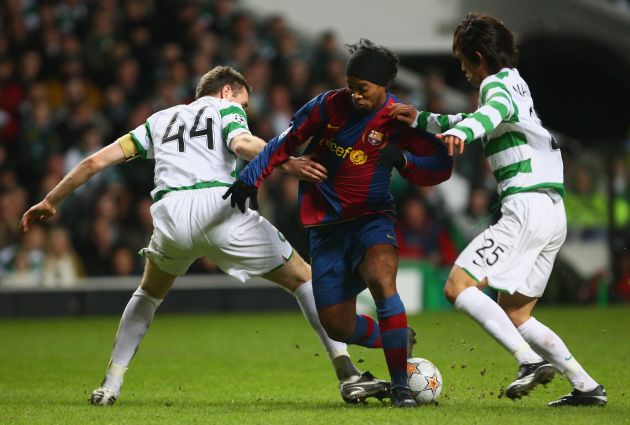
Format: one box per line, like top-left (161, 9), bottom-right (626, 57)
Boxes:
top-left (327, 124), bottom-right (340, 129)
top-left (565, 355), bottom-right (573, 361)
top-left (386, 234), bottom-right (396, 240)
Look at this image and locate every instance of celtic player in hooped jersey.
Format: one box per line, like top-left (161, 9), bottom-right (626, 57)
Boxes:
top-left (416, 67), bottom-right (564, 201)
top-left (391, 13), bottom-right (606, 407)
top-left (130, 95), bottom-right (252, 202)
top-left (20, 66), bottom-right (389, 406)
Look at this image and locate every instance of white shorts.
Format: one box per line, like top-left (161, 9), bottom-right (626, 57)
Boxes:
top-left (455, 192), bottom-right (566, 298)
top-left (140, 187), bottom-right (293, 280)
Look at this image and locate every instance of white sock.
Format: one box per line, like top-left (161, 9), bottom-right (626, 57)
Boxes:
top-left (454, 287), bottom-right (543, 364)
top-left (293, 280), bottom-right (350, 361)
top-left (518, 317), bottom-right (598, 391)
top-left (103, 288), bottom-right (163, 392)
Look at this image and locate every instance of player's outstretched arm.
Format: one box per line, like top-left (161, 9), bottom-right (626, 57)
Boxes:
top-left (230, 133), bottom-right (327, 183)
top-left (230, 133), bottom-right (266, 161)
top-left (435, 80), bottom-right (514, 151)
top-left (388, 102), bottom-right (468, 134)
top-left (20, 141), bottom-right (126, 232)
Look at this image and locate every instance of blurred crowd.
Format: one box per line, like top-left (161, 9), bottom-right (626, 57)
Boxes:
top-left (0, 0), bottom-right (628, 302)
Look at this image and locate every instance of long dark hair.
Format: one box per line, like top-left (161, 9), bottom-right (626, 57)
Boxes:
top-left (453, 13), bottom-right (518, 73)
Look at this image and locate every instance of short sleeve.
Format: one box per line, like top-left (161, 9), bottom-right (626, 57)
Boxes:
top-left (218, 103), bottom-right (251, 148)
top-left (129, 120), bottom-right (155, 159)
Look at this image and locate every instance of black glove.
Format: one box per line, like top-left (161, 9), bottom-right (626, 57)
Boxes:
top-left (222, 179), bottom-right (259, 213)
top-left (376, 144), bottom-right (406, 169)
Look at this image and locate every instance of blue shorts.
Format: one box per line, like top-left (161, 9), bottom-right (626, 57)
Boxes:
top-left (307, 214), bottom-right (398, 309)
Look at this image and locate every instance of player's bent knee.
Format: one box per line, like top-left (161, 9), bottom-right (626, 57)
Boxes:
top-left (504, 308), bottom-right (530, 327)
top-left (497, 292), bottom-right (538, 326)
top-left (444, 267), bottom-right (476, 304)
top-left (367, 282), bottom-right (396, 300)
top-left (139, 260), bottom-right (177, 299)
top-left (289, 253), bottom-right (312, 283)
top-left (321, 322), bottom-right (352, 342)
top-left (318, 314), bottom-right (353, 341)
top-left (263, 251), bottom-right (311, 291)
top-left (443, 279), bottom-right (459, 304)
top-left (443, 274), bottom-right (463, 304)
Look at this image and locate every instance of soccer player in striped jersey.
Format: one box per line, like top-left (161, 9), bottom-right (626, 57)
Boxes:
top-left (224, 40), bottom-right (453, 407)
top-left (20, 66), bottom-right (389, 406)
top-left (390, 13), bottom-right (607, 407)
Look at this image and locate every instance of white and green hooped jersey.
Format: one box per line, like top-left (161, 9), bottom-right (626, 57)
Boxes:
top-left (416, 67), bottom-right (564, 200)
top-left (130, 96), bottom-right (250, 201)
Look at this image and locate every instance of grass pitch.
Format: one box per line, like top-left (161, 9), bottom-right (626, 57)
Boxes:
top-left (0, 306), bottom-right (628, 424)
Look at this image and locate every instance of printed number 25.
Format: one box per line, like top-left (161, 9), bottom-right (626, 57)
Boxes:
top-left (473, 237), bottom-right (505, 266)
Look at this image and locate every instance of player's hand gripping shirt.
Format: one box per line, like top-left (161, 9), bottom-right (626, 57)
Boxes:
top-left (415, 68), bottom-right (564, 200)
top-left (238, 88), bottom-right (453, 226)
top-left (129, 97), bottom-right (250, 201)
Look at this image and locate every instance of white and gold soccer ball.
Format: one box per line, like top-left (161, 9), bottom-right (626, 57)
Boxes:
top-left (407, 357), bottom-right (443, 404)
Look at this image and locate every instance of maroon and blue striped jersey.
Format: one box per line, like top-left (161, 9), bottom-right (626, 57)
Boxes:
top-left (239, 88), bottom-right (453, 227)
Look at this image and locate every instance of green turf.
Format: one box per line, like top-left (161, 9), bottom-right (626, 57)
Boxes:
top-left (0, 306), bottom-right (628, 424)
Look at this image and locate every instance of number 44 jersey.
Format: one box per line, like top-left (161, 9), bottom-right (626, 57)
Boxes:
top-left (130, 96), bottom-right (250, 202)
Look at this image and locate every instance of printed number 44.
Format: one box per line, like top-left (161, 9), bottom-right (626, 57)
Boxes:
top-left (162, 107), bottom-right (214, 152)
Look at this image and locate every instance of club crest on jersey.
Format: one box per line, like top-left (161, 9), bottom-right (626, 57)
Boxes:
top-left (366, 129), bottom-right (385, 146)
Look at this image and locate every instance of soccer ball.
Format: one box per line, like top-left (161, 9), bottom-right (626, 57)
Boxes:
top-left (407, 357), bottom-right (443, 404)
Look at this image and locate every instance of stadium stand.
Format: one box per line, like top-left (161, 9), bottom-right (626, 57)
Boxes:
top-left (0, 0), bottom-right (627, 308)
